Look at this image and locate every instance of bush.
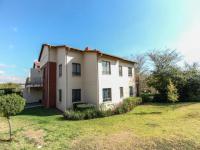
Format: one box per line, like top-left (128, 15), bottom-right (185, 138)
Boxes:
top-left (63, 109), bottom-right (84, 120)
top-left (73, 102), bottom-right (96, 111)
top-left (63, 97), bottom-right (142, 120)
top-left (114, 97), bottom-right (142, 114)
top-left (141, 93), bottom-right (154, 102)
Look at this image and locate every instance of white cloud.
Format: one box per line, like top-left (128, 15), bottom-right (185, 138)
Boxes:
top-left (0, 64), bottom-right (16, 68)
top-left (0, 70), bottom-right (5, 75)
top-left (0, 75), bottom-right (25, 83)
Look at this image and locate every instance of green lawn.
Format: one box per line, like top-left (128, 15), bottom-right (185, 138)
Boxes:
top-left (1, 103), bottom-right (200, 150)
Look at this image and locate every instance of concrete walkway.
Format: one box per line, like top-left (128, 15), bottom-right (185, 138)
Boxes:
top-left (25, 102), bottom-right (43, 109)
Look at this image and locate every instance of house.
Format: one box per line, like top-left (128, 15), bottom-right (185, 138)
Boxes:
top-left (24, 44), bottom-right (137, 112)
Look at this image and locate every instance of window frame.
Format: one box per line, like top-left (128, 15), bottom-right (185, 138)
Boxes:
top-left (128, 67), bottom-right (132, 76)
top-left (119, 65), bottom-right (123, 76)
top-left (58, 64), bottom-right (62, 77)
top-left (129, 86), bottom-right (134, 97)
top-left (102, 61), bottom-right (111, 75)
top-left (72, 89), bottom-right (81, 102)
top-left (72, 63), bottom-right (81, 76)
top-left (103, 88), bottom-right (112, 102)
top-left (120, 87), bottom-right (123, 98)
top-left (59, 89), bottom-right (62, 102)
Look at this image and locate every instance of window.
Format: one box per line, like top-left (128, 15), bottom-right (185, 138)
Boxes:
top-left (59, 89), bottom-right (62, 102)
top-left (128, 67), bottom-right (132, 76)
top-left (59, 64), bottom-right (62, 77)
top-left (72, 89), bottom-right (81, 102)
top-left (120, 87), bottom-right (123, 98)
top-left (129, 86), bottom-right (134, 97)
top-left (102, 61), bottom-right (111, 74)
top-left (72, 63), bottom-right (81, 76)
top-left (119, 65), bottom-right (123, 76)
top-left (103, 88), bottom-right (111, 102)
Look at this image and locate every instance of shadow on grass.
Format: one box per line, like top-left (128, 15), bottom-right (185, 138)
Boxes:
top-left (133, 111), bottom-right (162, 115)
top-left (0, 139), bottom-right (11, 143)
top-left (18, 106), bottom-right (62, 116)
top-left (144, 102), bottom-right (197, 110)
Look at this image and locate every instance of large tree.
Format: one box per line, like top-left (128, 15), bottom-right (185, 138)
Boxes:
top-left (147, 49), bottom-right (181, 102)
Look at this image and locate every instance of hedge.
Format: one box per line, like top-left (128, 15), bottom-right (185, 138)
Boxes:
top-left (63, 97), bottom-right (142, 120)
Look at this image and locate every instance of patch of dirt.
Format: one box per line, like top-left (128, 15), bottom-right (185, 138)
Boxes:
top-left (71, 132), bottom-right (200, 150)
top-left (23, 129), bottom-right (45, 147)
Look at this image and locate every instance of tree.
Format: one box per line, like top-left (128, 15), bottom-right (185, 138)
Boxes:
top-left (129, 54), bottom-right (149, 96)
top-left (0, 94), bottom-right (25, 141)
top-left (147, 49), bottom-right (181, 102)
top-left (167, 79), bottom-right (179, 103)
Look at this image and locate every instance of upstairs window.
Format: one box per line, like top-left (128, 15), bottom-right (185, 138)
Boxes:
top-left (72, 89), bottom-right (81, 102)
top-left (59, 89), bottom-right (62, 102)
top-left (129, 86), bottom-right (134, 97)
top-left (120, 87), bottom-right (123, 98)
top-left (102, 61), bottom-right (111, 74)
top-left (128, 67), bottom-right (132, 76)
top-left (72, 63), bottom-right (81, 76)
top-left (119, 65), bottom-right (123, 76)
top-left (103, 88), bottom-right (112, 102)
top-left (59, 64), bottom-right (62, 77)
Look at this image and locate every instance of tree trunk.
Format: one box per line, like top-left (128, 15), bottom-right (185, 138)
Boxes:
top-left (7, 116), bottom-right (12, 141)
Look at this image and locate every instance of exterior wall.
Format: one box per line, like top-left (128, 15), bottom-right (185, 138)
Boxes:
top-left (23, 88), bottom-right (42, 103)
top-left (40, 45), bottom-right (49, 68)
top-left (98, 56), bottom-right (136, 105)
top-left (83, 52), bottom-right (98, 106)
top-left (66, 50), bottom-right (84, 108)
top-left (56, 47), bottom-right (67, 111)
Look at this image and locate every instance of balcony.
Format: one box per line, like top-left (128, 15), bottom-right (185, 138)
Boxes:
top-left (25, 77), bottom-right (43, 88)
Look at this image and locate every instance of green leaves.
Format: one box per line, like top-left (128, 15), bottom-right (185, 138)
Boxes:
top-left (0, 94), bottom-right (25, 117)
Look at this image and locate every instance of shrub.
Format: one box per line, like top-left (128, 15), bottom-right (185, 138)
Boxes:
top-left (99, 102), bottom-right (115, 111)
top-left (63, 109), bottom-right (84, 120)
top-left (167, 79), bottom-right (179, 103)
top-left (141, 93), bottom-right (154, 102)
top-left (114, 97), bottom-right (142, 114)
top-left (63, 97), bottom-right (142, 120)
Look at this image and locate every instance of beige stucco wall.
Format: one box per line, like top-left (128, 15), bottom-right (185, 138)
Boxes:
top-left (98, 56), bottom-right (136, 105)
top-left (83, 52), bottom-right (98, 106)
top-left (56, 47), bottom-right (67, 111)
top-left (66, 50), bottom-right (84, 108)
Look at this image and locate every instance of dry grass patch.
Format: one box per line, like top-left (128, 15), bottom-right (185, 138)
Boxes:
top-left (71, 132), bottom-right (200, 150)
top-left (23, 129), bottom-right (45, 147)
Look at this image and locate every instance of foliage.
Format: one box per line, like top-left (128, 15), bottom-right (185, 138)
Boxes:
top-left (64, 97), bottom-right (142, 120)
top-left (140, 93), bottom-right (154, 102)
top-left (167, 80), bottom-right (179, 103)
top-left (114, 97), bottom-right (142, 114)
top-left (0, 94), bottom-right (25, 140)
top-left (0, 94), bottom-right (25, 117)
top-left (99, 102), bottom-right (115, 111)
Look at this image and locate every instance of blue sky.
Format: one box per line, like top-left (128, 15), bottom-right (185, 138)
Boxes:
top-left (0, 0), bottom-right (200, 83)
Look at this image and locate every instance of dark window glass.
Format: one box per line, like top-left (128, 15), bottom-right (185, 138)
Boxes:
top-left (103, 88), bottom-right (112, 102)
top-left (120, 87), bottom-right (123, 98)
top-left (128, 67), bottom-right (132, 76)
top-left (59, 89), bottom-right (62, 102)
top-left (72, 63), bottom-right (81, 76)
top-left (102, 61), bottom-right (111, 74)
top-left (72, 89), bottom-right (81, 102)
top-left (59, 64), bottom-right (62, 77)
top-left (119, 65), bottom-right (123, 76)
top-left (129, 86), bottom-right (134, 97)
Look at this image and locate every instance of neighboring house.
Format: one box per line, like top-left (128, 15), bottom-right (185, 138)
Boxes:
top-left (24, 44), bottom-right (137, 112)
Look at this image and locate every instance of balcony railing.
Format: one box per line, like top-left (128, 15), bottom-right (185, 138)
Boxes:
top-left (25, 77), bottom-right (43, 88)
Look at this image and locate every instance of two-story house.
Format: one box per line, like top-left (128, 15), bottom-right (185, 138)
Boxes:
top-left (24, 44), bottom-right (136, 112)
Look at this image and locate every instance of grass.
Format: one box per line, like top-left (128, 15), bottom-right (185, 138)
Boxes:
top-left (0, 103), bottom-right (200, 150)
